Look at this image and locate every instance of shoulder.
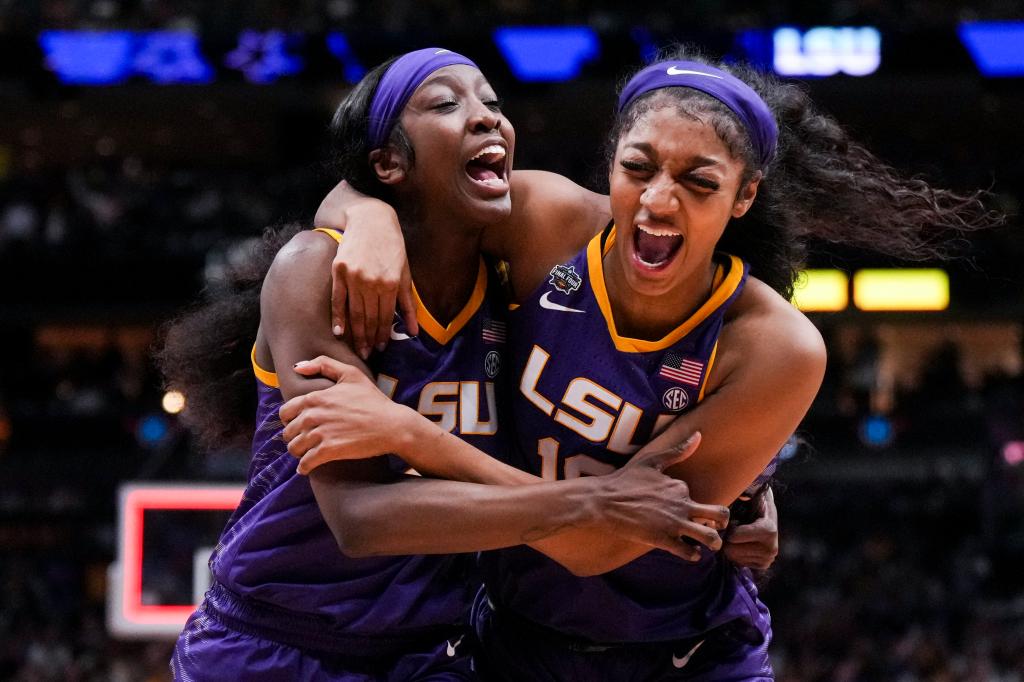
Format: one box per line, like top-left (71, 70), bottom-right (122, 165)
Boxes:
top-left (715, 276), bottom-right (826, 388)
top-left (270, 229), bottom-right (337, 272)
top-left (494, 171), bottom-right (610, 300)
top-left (511, 171), bottom-right (608, 220)
top-left (262, 230), bottom-right (337, 323)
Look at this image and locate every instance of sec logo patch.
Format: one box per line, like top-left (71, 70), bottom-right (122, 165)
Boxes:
top-left (662, 386), bottom-right (689, 412)
top-left (484, 351), bottom-right (501, 378)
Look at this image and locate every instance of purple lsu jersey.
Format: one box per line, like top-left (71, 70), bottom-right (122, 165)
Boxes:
top-left (206, 229), bottom-right (508, 646)
top-left (481, 225), bottom-right (770, 644)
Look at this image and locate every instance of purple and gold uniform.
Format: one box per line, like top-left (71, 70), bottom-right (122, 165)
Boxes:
top-left (172, 229), bottom-right (507, 681)
top-left (476, 226), bottom-right (773, 681)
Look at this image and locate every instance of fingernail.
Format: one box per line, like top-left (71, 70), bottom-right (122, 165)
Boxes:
top-left (333, 325), bottom-right (343, 336)
top-left (359, 346), bottom-right (370, 359)
top-left (376, 342), bottom-right (386, 352)
top-left (293, 360), bottom-right (310, 368)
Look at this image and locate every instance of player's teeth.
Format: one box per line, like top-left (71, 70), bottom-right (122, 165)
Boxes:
top-left (471, 145), bottom-right (505, 161)
top-left (636, 224), bottom-right (678, 237)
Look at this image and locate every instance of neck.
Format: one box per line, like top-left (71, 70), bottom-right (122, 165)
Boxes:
top-left (399, 206), bottom-right (484, 326)
top-left (603, 254), bottom-right (716, 341)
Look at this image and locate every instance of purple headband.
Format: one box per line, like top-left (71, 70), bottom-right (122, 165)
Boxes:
top-left (617, 60), bottom-right (778, 168)
top-left (368, 47), bottom-right (478, 150)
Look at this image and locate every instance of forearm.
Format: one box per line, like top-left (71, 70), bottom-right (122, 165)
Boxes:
top-left (310, 467), bottom-right (601, 557)
top-left (314, 180), bottom-right (398, 230)
top-left (394, 418), bottom-right (664, 574)
top-left (397, 415), bottom-right (537, 485)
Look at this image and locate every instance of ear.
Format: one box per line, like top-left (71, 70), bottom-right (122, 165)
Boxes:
top-left (369, 147), bottom-right (408, 186)
top-left (731, 171), bottom-right (762, 219)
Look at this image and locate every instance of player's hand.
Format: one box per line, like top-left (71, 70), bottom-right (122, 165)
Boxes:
top-left (329, 207), bottom-right (416, 360)
top-left (279, 356), bottom-right (413, 474)
top-left (723, 487), bottom-right (779, 570)
top-left (594, 432), bottom-right (730, 562)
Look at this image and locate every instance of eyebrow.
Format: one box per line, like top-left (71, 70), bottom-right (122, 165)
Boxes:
top-left (624, 142), bottom-right (721, 168)
top-left (421, 72), bottom-right (488, 92)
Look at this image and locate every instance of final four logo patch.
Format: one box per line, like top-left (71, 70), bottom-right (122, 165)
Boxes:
top-left (548, 263), bottom-right (582, 294)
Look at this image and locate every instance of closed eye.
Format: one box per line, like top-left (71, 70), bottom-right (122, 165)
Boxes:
top-left (686, 175), bottom-right (719, 191)
top-left (620, 159), bottom-right (654, 174)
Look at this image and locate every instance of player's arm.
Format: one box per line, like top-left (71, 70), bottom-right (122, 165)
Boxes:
top-left (281, 356), bottom-right (730, 575)
top-left (264, 231), bottom-right (725, 564)
top-left (313, 172), bottom-right (609, 351)
top-left (655, 278), bottom-right (826, 506)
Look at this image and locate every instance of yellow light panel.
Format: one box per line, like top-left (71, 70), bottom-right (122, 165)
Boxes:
top-left (853, 269), bottom-right (949, 311)
top-left (792, 269), bottom-right (849, 312)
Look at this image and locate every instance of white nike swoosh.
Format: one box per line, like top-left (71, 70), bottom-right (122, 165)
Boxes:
top-left (666, 66), bottom-right (723, 79)
top-left (539, 291), bottom-right (585, 314)
top-left (671, 639), bottom-right (704, 669)
top-left (390, 323), bottom-right (411, 341)
top-left (446, 635), bottom-right (464, 657)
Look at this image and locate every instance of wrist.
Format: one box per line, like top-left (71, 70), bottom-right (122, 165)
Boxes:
top-left (564, 476), bottom-right (610, 530)
top-left (389, 404), bottom-right (432, 460)
top-left (346, 201), bottom-right (399, 233)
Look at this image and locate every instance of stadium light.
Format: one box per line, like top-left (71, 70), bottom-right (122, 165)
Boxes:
top-left (853, 269), bottom-right (949, 311)
top-left (1003, 441), bottom-right (1024, 466)
top-left (494, 27), bottom-right (599, 81)
top-left (773, 26), bottom-right (881, 77)
top-left (162, 390), bottom-right (186, 415)
top-left (792, 269), bottom-right (849, 312)
top-left (959, 21), bottom-right (1024, 77)
top-left (40, 31), bottom-right (135, 85)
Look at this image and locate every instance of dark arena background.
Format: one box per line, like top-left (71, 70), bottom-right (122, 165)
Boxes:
top-left (1, 1), bottom-right (1023, 680)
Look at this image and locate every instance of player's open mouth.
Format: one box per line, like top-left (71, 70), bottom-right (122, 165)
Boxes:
top-left (632, 223), bottom-right (684, 270)
top-left (465, 144), bottom-right (509, 195)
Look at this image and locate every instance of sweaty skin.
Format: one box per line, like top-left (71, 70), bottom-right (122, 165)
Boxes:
top-left (287, 108), bottom-right (816, 573)
top-left (309, 164), bottom-right (824, 507)
top-left (259, 65), bottom-right (733, 576)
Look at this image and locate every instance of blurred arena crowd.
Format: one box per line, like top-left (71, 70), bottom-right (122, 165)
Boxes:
top-left (1, 1), bottom-right (1023, 680)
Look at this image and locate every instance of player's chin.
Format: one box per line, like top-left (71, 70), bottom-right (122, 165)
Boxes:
top-left (463, 189), bottom-right (512, 223)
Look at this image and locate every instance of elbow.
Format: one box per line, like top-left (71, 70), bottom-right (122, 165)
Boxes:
top-left (566, 564), bottom-right (603, 578)
top-left (559, 557), bottom-right (617, 578)
top-left (322, 506), bottom-right (385, 559)
top-left (332, 528), bottom-right (375, 559)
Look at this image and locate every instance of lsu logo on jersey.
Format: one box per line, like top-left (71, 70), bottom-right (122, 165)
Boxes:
top-left (376, 374), bottom-right (498, 436)
top-left (519, 345), bottom-right (674, 456)
top-left (548, 263), bottom-right (582, 294)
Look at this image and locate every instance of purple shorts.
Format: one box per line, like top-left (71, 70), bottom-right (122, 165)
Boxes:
top-left (472, 596), bottom-right (772, 682)
top-left (171, 585), bottom-right (475, 681)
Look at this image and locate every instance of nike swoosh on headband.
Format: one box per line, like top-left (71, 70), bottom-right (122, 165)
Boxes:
top-left (666, 66), bottom-right (723, 78)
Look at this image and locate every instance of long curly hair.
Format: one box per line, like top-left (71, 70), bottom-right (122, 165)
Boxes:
top-left (607, 46), bottom-right (1003, 299)
top-left (157, 56), bottom-right (416, 450)
top-left (154, 223), bottom-right (302, 449)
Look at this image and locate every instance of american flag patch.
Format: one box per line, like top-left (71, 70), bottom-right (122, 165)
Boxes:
top-left (482, 319), bottom-right (506, 344)
top-left (659, 352), bottom-right (704, 386)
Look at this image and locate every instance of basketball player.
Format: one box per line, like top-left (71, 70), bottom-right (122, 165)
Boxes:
top-left (162, 49), bottom-right (740, 681)
top-left (283, 47), bottom-right (998, 679)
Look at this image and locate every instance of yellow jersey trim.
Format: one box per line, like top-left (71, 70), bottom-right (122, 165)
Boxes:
top-left (314, 227), bottom-right (344, 243)
top-left (413, 259), bottom-right (488, 346)
top-left (586, 225), bottom-right (744, 354)
top-left (251, 345), bottom-right (280, 388)
top-left (314, 226), bottom-right (484, 346)
top-left (249, 227), bottom-right (340, 389)
top-left (698, 341), bottom-right (719, 402)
